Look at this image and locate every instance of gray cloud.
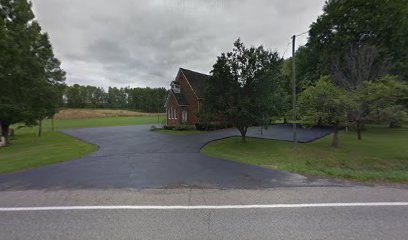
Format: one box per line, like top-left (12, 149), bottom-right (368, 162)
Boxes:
top-left (32, 0), bottom-right (325, 89)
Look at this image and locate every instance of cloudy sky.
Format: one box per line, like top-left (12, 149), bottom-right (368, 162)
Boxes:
top-left (32, 0), bottom-right (326, 89)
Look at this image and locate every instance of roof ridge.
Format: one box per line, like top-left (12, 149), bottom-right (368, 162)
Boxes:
top-left (180, 67), bottom-right (210, 77)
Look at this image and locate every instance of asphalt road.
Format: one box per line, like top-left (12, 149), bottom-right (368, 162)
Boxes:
top-left (1, 187), bottom-right (408, 240)
top-left (1, 124), bottom-right (407, 239)
top-left (2, 207), bottom-right (408, 240)
top-left (0, 124), bottom-right (334, 190)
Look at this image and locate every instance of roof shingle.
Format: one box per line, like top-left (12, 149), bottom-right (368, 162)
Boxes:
top-left (180, 68), bottom-right (210, 99)
top-left (171, 90), bottom-right (189, 106)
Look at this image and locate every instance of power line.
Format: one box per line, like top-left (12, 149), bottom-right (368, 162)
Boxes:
top-left (283, 30), bottom-right (309, 58)
top-left (295, 30), bottom-right (309, 37)
top-left (282, 41), bottom-right (292, 58)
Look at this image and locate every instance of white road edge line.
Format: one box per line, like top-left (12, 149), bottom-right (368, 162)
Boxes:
top-left (1, 202), bottom-right (408, 211)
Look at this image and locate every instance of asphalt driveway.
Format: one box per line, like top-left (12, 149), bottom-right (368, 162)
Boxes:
top-left (0, 125), bottom-right (337, 190)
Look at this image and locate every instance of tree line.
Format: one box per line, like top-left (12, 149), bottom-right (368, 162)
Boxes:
top-left (201, 0), bottom-right (408, 145)
top-left (64, 84), bottom-right (167, 113)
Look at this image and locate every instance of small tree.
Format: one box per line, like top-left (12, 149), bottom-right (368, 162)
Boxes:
top-left (366, 75), bottom-right (408, 128)
top-left (298, 76), bottom-right (351, 147)
top-left (202, 39), bottom-right (283, 143)
top-left (348, 75), bottom-right (408, 139)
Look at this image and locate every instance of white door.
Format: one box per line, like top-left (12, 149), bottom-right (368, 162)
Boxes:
top-left (182, 111), bottom-right (188, 123)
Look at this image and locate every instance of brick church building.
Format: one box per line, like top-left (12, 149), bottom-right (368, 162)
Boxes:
top-left (164, 68), bottom-right (209, 126)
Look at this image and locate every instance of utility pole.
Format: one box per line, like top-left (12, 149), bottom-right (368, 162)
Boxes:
top-left (292, 35), bottom-right (297, 143)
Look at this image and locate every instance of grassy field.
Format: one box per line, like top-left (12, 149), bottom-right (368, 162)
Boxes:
top-left (202, 126), bottom-right (408, 182)
top-left (55, 108), bottom-right (163, 119)
top-left (0, 111), bottom-right (165, 174)
top-left (36, 115), bottom-right (164, 131)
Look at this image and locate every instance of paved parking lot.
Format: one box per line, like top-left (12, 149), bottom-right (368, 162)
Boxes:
top-left (0, 125), bottom-right (334, 190)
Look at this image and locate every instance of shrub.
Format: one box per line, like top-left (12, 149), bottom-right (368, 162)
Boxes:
top-left (195, 123), bottom-right (207, 131)
top-left (175, 123), bottom-right (194, 131)
top-left (163, 125), bottom-right (175, 130)
top-left (207, 123), bottom-right (216, 131)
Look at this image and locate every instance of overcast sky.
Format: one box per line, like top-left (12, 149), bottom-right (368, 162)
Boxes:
top-left (32, 0), bottom-right (326, 89)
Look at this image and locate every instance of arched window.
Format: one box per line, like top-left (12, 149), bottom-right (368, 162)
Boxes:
top-left (173, 108), bottom-right (177, 119)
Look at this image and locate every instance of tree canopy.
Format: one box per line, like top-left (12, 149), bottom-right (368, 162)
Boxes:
top-left (0, 0), bottom-right (66, 142)
top-left (298, 76), bottom-right (351, 147)
top-left (202, 39), bottom-right (285, 142)
top-left (298, 0), bottom-right (408, 86)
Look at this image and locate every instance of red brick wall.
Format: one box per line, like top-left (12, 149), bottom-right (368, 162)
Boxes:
top-left (165, 93), bottom-right (181, 126)
top-left (165, 70), bottom-right (201, 126)
top-left (178, 72), bottom-right (199, 125)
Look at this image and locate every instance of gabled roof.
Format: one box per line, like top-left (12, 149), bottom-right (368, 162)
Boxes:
top-left (179, 68), bottom-right (210, 99)
top-left (171, 90), bottom-right (189, 106)
top-left (164, 89), bottom-right (189, 108)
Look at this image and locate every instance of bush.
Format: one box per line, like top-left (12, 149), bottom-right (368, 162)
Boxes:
top-left (163, 125), bottom-right (175, 130)
top-left (195, 123), bottom-right (207, 131)
top-left (175, 123), bottom-right (194, 131)
top-left (207, 123), bottom-right (216, 131)
top-left (196, 122), bottom-right (231, 130)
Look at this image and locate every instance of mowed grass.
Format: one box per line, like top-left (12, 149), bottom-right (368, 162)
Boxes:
top-left (202, 126), bottom-right (408, 182)
top-left (0, 130), bottom-right (96, 174)
top-left (0, 113), bottom-right (164, 174)
top-left (43, 115), bottom-right (164, 130)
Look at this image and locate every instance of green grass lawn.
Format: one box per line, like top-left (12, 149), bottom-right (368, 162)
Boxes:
top-left (0, 115), bottom-right (164, 174)
top-left (153, 129), bottom-right (207, 135)
top-left (40, 115), bottom-right (164, 130)
top-left (0, 131), bottom-right (97, 174)
top-left (202, 126), bottom-right (408, 183)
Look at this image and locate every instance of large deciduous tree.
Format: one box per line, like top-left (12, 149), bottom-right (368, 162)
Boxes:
top-left (0, 0), bottom-right (65, 142)
top-left (203, 39), bottom-right (284, 143)
top-left (300, 0), bottom-right (408, 85)
top-left (298, 76), bottom-right (351, 147)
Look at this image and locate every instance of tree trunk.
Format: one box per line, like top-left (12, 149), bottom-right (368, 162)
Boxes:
top-left (238, 126), bottom-right (248, 143)
top-left (331, 123), bottom-right (339, 148)
top-left (1, 122), bottom-right (10, 145)
top-left (38, 120), bottom-right (42, 137)
top-left (241, 134), bottom-right (246, 143)
top-left (283, 116), bottom-right (287, 124)
top-left (356, 120), bottom-right (362, 140)
top-left (51, 116), bottom-right (55, 132)
top-left (344, 112), bottom-right (348, 133)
